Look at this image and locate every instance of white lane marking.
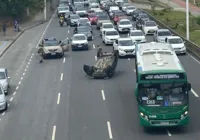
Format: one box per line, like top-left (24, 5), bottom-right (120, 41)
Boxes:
top-left (30, 55), bottom-right (33, 59)
top-left (107, 121), bottom-right (113, 139)
top-left (101, 90), bottom-right (105, 100)
top-left (18, 81), bottom-right (21, 85)
top-left (10, 97), bottom-right (13, 101)
top-left (190, 55), bottom-right (200, 64)
top-left (16, 86), bottom-right (19, 90)
top-left (63, 57), bottom-right (66, 63)
top-left (32, 53), bottom-right (34, 56)
top-left (134, 69), bottom-right (136, 72)
top-left (36, 11), bottom-right (55, 48)
top-left (8, 104), bottom-right (10, 107)
top-left (23, 72), bottom-right (25, 76)
top-left (57, 93), bottom-right (61, 104)
top-left (13, 91), bottom-right (16, 95)
top-left (191, 88), bottom-right (199, 97)
top-left (60, 73), bottom-right (63, 81)
top-left (95, 56), bottom-right (97, 61)
top-left (166, 129), bottom-right (172, 136)
top-left (2, 112), bottom-right (5, 116)
top-left (51, 126), bottom-right (56, 140)
top-left (24, 69), bottom-right (27, 72)
top-left (128, 58), bottom-right (130, 60)
top-left (28, 62), bottom-right (30, 65)
top-left (26, 65), bottom-right (28, 68)
top-left (21, 77), bottom-right (23, 80)
top-left (68, 30), bottom-right (69, 33)
top-left (93, 44), bottom-right (95, 49)
top-left (29, 59), bottom-right (31, 62)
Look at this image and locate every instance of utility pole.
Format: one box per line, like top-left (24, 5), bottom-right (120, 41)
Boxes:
top-left (194, 0), bottom-right (196, 4)
top-left (44, 0), bottom-right (47, 21)
top-left (186, 0), bottom-right (189, 40)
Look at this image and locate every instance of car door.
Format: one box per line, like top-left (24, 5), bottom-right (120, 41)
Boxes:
top-left (102, 31), bottom-right (106, 40)
top-left (60, 38), bottom-right (70, 52)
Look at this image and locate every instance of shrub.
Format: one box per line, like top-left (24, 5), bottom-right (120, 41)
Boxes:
top-left (196, 16), bottom-right (200, 25)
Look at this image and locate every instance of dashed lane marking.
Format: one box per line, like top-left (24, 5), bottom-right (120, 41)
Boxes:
top-left (107, 121), bottom-right (113, 139)
top-left (95, 56), bottom-right (97, 61)
top-left (21, 77), bottom-right (23, 80)
top-left (57, 93), bottom-right (61, 104)
top-left (93, 44), bottom-right (95, 49)
top-left (134, 69), bottom-right (136, 72)
top-left (13, 91), bottom-right (16, 95)
top-left (10, 97), bottom-right (13, 101)
top-left (51, 126), bottom-right (56, 140)
top-left (191, 89), bottom-right (199, 97)
top-left (166, 129), bottom-right (172, 136)
top-left (128, 58), bottom-right (130, 60)
top-left (60, 73), bottom-right (63, 81)
top-left (26, 65), bottom-right (29, 68)
top-left (189, 54), bottom-right (200, 64)
top-left (16, 86), bottom-right (19, 90)
top-left (18, 81), bottom-right (21, 85)
top-left (101, 90), bottom-right (105, 100)
top-left (63, 57), bottom-right (66, 63)
top-left (23, 72), bottom-right (25, 75)
top-left (24, 69), bottom-right (27, 72)
top-left (2, 112), bottom-right (5, 116)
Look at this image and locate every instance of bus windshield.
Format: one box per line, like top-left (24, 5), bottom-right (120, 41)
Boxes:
top-left (138, 83), bottom-right (188, 107)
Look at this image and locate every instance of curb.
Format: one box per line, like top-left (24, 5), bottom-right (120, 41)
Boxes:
top-left (0, 14), bottom-right (52, 57)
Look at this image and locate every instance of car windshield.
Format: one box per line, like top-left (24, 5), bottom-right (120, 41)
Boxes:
top-left (90, 5), bottom-right (99, 8)
top-left (76, 7), bottom-right (85, 10)
top-left (103, 24), bottom-right (113, 28)
top-left (74, 0), bottom-right (84, 2)
top-left (77, 27), bottom-right (89, 32)
top-left (58, 7), bottom-right (68, 11)
top-left (168, 38), bottom-right (183, 44)
top-left (71, 15), bottom-right (80, 19)
top-left (65, 11), bottom-right (70, 15)
top-left (115, 12), bottom-right (124, 16)
top-left (73, 35), bottom-right (86, 40)
top-left (158, 31), bottom-right (171, 36)
top-left (145, 22), bottom-right (156, 26)
top-left (106, 31), bottom-right (118, 36)
top-left (89, 14), bottom-right (96, 18)
top-left (138, 83), bottom-right (188, 107)
top-left (140, 14), bottom-right (148, 18)
top-left (120, 21), bottom-right (131, 25)
top-left (123, 3), bottom-right (129, 6)
top-left (80, 19), bottom-right (89, 22)
top-left (79, 22), bottom-right (90, 27)
top-left (119, 40), bottom-right (134, 46)
top-left (98, 15), bottom-right (109, 20)
top-left (0, 72), bottom-right (5, 79)
top-left (130, 31), bottom-right (143, 36)
top-left (44, 40), bottom-right (58, 46)
top-left (127, 6), bottom-right (135, 9)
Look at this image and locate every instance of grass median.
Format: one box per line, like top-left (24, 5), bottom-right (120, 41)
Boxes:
top-left (144, 9), bottom-right (200, 46)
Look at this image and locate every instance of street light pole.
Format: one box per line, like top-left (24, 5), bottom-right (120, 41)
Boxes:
top-left (44, 0), bottom-right (47, 21)
top-left (186, 0), bottom-right (189, 40)
top-left (194, 0), bottom-right (196, 5)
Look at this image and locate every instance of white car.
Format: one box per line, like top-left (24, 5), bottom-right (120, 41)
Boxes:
top-left (0, 68), bottom-right (10, 95)
top-left (117, 19), bottom-right (133, 32)
top-left (115, 0), bottom-right (123, 5)
top-left (121, 3), bottom-right (130, 11)
top-left (100, 0), bottom-right (110, 5)
top-left (102, 29), bottom-right (120, 45)
top-left (0, 84), bottom-right (8, 111)
top-left (113, 38), bottom-right (136, 56)
top-left (71, 34), bottom-right (89, 50)
top-left (74, 0), bottom-right (85, 5)
top-left (142, 20), bottom-right (158, 35)
top-left (125, 6), bottom-right (136, 15)
top-left (100, 22), bottom-right (115, 36)
top-left (129, 30), bottom-right (146, 43)
top-left (77, 18), bottom-right (90, 26)
top-left (165, 36), bottom-right (186, 54)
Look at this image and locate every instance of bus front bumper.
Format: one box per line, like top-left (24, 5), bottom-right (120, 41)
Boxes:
top-left (140, 116), bottom-right (189, 127)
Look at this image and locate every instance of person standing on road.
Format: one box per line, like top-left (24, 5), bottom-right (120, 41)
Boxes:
top-left (14, 20), bottom-right (18, 32)
top-left (2, 22), bottom-right (6, 36)
top-left (97, 45), bottom-right (103, 59)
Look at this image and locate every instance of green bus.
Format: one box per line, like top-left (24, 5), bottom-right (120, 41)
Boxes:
top-left (134, 42), bottom-right (191, 127)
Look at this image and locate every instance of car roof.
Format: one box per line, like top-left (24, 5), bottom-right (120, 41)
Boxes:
top-left (130, 29), bottom-right (142, 32)
top-left (167, 36), bottom-right (182, 39)
top-left (157, 29), bottom-right (170, 31)
top-left (119, 19), bottom-right (130, 22)
top-left (80, 18), bottom-right (88, 20)
top-left (0, 68), bottom-right (6, 72)
top-left (105, 29), bottom-right (117, 32)
top-left (73, 34), bottom-right (86, 36)
top-left (102, 22), bottom-right (113, 25)
top-left (43, 37), bottom-right (57, 41)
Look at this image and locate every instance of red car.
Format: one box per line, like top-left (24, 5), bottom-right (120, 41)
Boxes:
top-left (88, 13), bottom-right (97, 25)
top-left (113, 12), bottom-right (127, 25)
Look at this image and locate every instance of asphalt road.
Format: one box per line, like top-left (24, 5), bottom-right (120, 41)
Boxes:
top-left (0, 4), bottom-right (200, 140)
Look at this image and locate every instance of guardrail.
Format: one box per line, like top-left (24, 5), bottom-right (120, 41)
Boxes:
top-left (143, 10), bottom-right (200, 59)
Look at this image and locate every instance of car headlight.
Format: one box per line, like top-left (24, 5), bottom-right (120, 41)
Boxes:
top-left (105, 37), bottom-right (110, 40)
top-left (140, 112), bottom-right (148, 120)
top-left (118, 48), bottom-right (124, 51)
top-left (181, 46), bottom-right (186, 50)
top-left (181, 111), bottom-right (188, 119)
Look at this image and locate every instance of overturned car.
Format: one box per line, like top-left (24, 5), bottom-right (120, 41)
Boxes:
top-left (83, 51), bottom-right (118, 79)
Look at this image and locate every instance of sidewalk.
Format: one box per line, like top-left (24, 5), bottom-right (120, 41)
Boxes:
top-left (0, 2), bottom-right (53, 41)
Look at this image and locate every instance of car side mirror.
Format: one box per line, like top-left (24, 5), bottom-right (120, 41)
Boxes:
top-left (187, 82), bottom-right (191, 91)
top-left (171, 34), bottom-right (174, 36)
top-left (59, 41), bottom-right (62, 44)
top-left (7, 77), bottom-right (10, 79)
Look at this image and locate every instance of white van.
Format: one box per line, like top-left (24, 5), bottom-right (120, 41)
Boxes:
top-left (109, 6), bottom-right (119, 13)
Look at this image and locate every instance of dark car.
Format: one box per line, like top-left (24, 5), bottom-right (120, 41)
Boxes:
top-left (73, 6), bottom-right (87, 17)
top-left (112, 11), bottom-right (127, 24)
top-left (74, 26), bottom-right (93, 40)
top-left (132, 9), bottom-right (143, 21)
top-left (135, 13), bottom-right (148, 21)
top-left (136, 18), bottom-right (147, 29)
top-left (66, 14), bottom-right (80, 26)
top-left (78, 22), bottom-right (93, 32)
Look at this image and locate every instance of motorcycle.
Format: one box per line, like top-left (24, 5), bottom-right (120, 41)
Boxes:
top-left (59, 19), bottom-right (64, 26)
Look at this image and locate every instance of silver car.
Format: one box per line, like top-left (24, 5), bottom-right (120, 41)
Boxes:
top-left (0, 84), bottom-right (7, 111)
top-left (57, 6), bottom-right (69, 17)
top-left (0, 68), bottom-right (10, 95)
top-left (154, 29), bottom-right (172, 43)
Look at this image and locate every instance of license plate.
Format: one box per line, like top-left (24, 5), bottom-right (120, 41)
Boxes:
top-left (51, 52), bottom-right (56, 55)
top-left (149, 30), bottom-right (154, 32)
top-left (160, 122), bottom-right (169, 125)
top-left (78, 45), bottom-right (82, 48)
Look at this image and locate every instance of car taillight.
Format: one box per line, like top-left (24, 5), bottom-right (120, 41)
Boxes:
top-left (114, 17), bottom-right (118, 21)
